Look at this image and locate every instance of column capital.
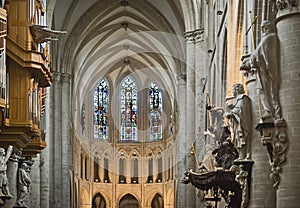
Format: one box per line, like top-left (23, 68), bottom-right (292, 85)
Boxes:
top-left (194, 29), bottom-right (204, 43)
top-left (176, 74), bottom-right (187, 84)
top-left (61, 73), bottom-right (72, 84)
top-left (183, 31), bottom-right (194, 43)
top-left (52, 72), bottom-right (61, 82)
top-left (184, 29), bottom-right (204, 43)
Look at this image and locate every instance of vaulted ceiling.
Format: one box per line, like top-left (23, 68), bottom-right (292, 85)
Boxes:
top-left (48, 0), bottom-right (191, 115)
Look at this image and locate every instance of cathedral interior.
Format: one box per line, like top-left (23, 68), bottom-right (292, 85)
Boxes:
top-left (0, 0), bottom-right (299, 208)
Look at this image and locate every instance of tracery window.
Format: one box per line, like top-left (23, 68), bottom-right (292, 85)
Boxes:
top-left (94, 79), bottom-right (109, 140)
top-left (120, 77), bottom-right (137, 141)
top-left (149, 82), bottom-right (162, 140)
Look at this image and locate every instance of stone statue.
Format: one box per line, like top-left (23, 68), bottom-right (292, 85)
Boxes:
top-left (212, 138), bottom-right (239, 169)
top-left (226, 84), bottom-right (252, 160)
top-left (0, 145), bottom-right (13, 197)
top-left (16, 163), bottom-right (31, 207)
top-left (205, 104), bottom-right (225, 144)
top-left (241, 20), bottom-right (282, 121)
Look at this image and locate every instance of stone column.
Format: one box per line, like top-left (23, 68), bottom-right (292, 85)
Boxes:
top-left (185, 31), bottom-right (196, 208)
top-left (275, 4), bottom-right (300, 208)
top-left (194, 29), bottom-right (207, 208)
top-left (44, 80), bottom-right (54, 208)
top-left (52, 72), bottom-right (62, 207)
top-left (175, 74), bottom-right (187, 208)
top-left (61, 73), bottom-right (71, 208)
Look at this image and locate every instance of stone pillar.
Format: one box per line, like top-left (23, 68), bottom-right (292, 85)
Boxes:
top-left (61, 73), bottom-right (72, 208)
top-left (186, 31), bottom-right (197, 208)
top-left (194, 29), bottom-right (207, 208)
top-left (5, 157), bottom-right (19, 207)
top-left (275, 4), bottom-right (300, 208)
top-left (175, 74), bottom-right (187, 208)
top-left (53, 72), bottom-right (62, 207)
top-left (27, 157), bottom-right (40, 208)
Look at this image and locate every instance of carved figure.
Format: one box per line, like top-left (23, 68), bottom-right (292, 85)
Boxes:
top-left (241, 20), bottom-right (282, 121)
top-left (205, 104), bottom-right (225, 144)
top-left (212, 138), bottom-right (239, 169)
top-left (226, 84), bottom-right (252, 160)
top-left (16, 163), bottom-right (31, 207)
top-left (0, 145), bottom-right (13, 197)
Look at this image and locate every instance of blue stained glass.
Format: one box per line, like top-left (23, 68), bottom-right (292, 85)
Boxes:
top-left (120, 77), bottom-right (137, 141)
top-left (149, 82), bottom-right (162, 140)
top-left (94, 79), bottom-right (109, 140)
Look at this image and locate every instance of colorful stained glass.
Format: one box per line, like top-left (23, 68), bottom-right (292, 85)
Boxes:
top-left (81, 103), bottom-right (86, 136)
top-left (94, 79), bottom-right (109, 140)
top-left (120, 77), bottom-right (137, 141)
top-left (149, 82), bottom-right (162, 140)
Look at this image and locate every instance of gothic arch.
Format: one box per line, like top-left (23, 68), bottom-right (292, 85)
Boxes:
top-left (119, 193), bottom-right (140, 208)
top-left (92, 193), bottom-right (107, 208)
top-left (151, 193), bottom-right (164, 208)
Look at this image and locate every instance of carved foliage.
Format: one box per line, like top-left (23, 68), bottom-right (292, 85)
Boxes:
top-left (255, 120), bottom-right (288, 188)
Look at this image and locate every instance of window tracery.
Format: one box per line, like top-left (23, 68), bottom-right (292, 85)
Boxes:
top-left (120, 77), bottom-right (137, 141)
top-left (149, 82), bottom-right (162, 140)
top-left (94, 79), bottom-right (109, 140)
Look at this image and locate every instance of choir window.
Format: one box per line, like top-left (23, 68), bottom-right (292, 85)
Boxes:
top-left (120, 77), bottom-right (137, 141)
top-left (149, 82), bottom-right (162, 141)
top-left (94, 79), bottom-right (109, 140)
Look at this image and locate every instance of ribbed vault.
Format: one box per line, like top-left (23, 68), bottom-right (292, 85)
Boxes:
top-left (49, 0), bottom-right (188, 122)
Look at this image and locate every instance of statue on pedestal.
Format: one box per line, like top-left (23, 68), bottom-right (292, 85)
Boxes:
top-left (226, 84), bottom-right (252, 160)
top-left (0, 145), bottom-right (13, 198)
top-left (241, 20), bottom-right (282, 122)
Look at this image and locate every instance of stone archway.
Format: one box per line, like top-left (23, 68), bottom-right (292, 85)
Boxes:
top-left (151, 193), bottom-right (164, 208)
top-left (119, 194), bottom-right (139, 208)
top-left (92, 193), bottom-right (107, 208)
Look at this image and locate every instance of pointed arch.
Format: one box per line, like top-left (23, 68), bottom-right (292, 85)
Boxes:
top-left (120, 76), bottom-right (138, 141)
top-left (151, 193), bottom-right (164, 208)
top-left (92, 192), bottom-right (107, 208)
top-left (149, 82), bottom-right (163, 141)
top-left (119, 194), bottom-right (139, 208)
top-left (94, 78), bottom-right (109, 140)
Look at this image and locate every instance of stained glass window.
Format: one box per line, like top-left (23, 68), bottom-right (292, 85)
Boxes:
top-left (81, 103), bottom-right (86, 136)
top-left (120, 77), bottom-right (137, 141)
top-left (149, 82), bottom-right (162, 140)
top-left (94, 79), bottom-right (109, 140)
